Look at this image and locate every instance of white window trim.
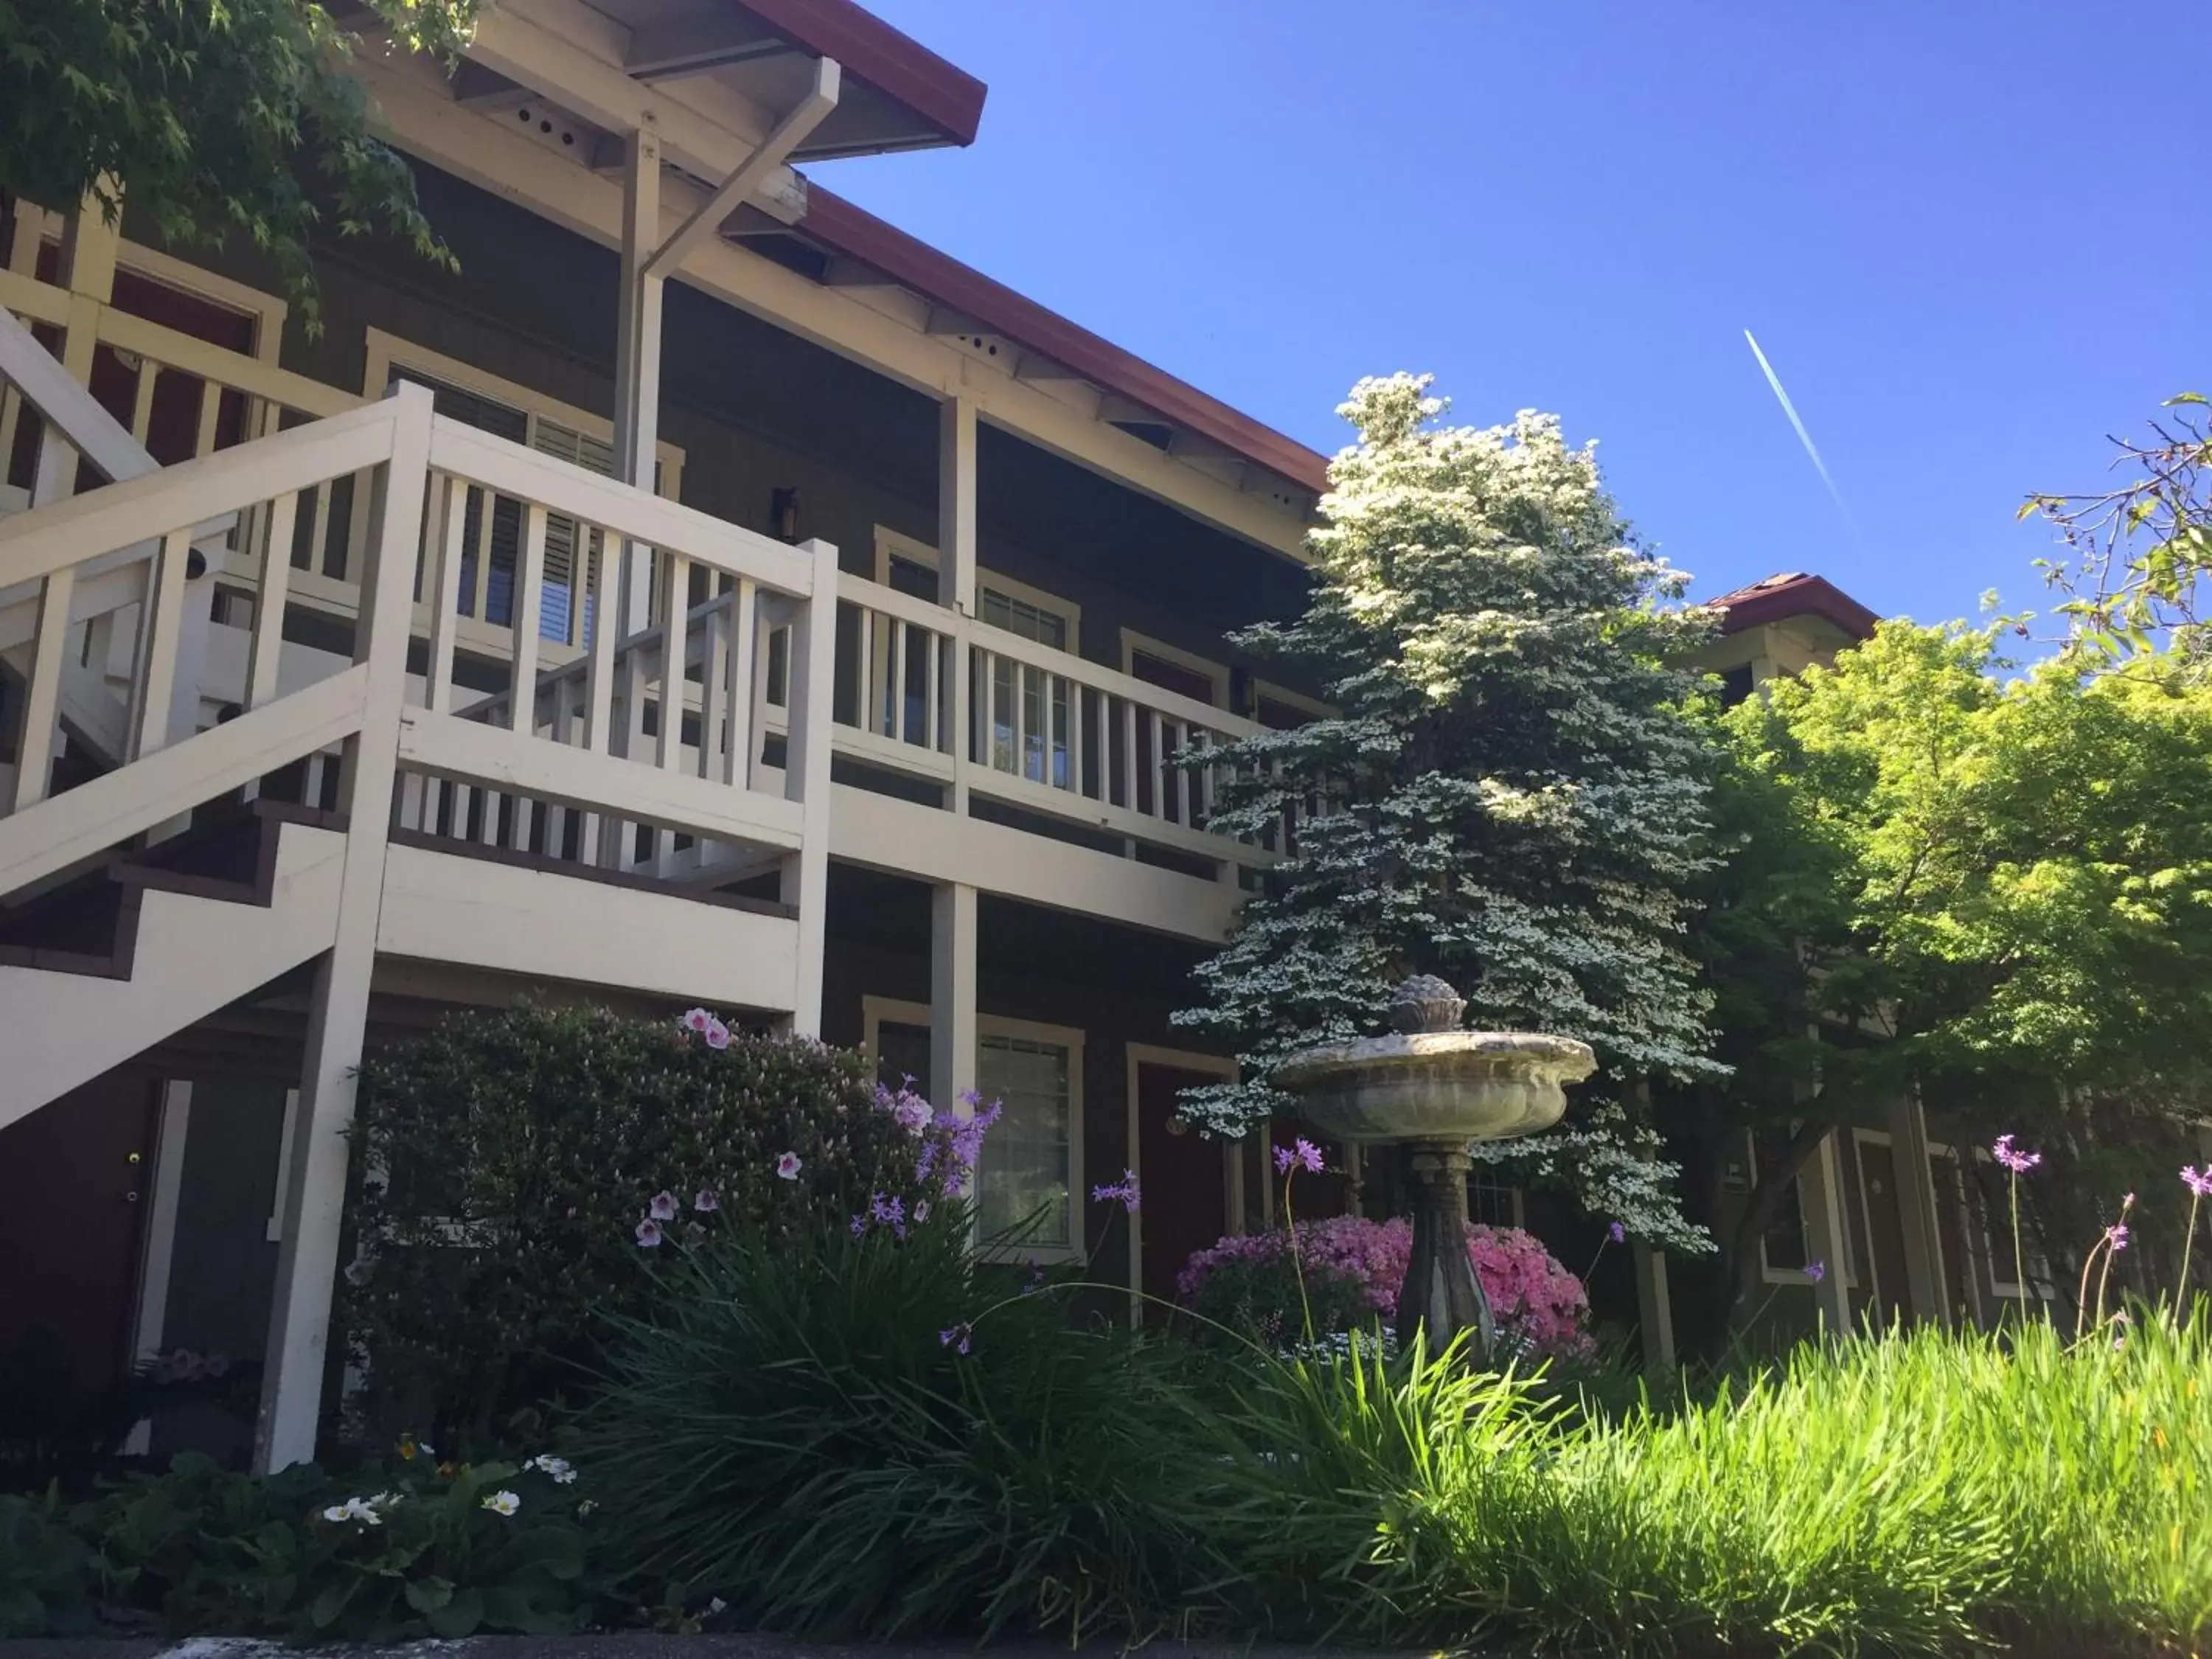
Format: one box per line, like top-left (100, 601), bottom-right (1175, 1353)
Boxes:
top-left (861, 995), bottom-right (1087, 1261)
top-left (362, 327), bottom-right (686, 495)
top-left (1253, 678), bottom-right (1332, 723)
top-left (11, 205), bottom-right (288, 358)
top-left (872, 525), bottom-right (1081, 654)
top-left (1124, 1043), bottom-right (1237, 1324)
top-left (1747, 1128), bottom-right (1856, 1288)
top-left (1119, 628), bottom-right (1226, 707)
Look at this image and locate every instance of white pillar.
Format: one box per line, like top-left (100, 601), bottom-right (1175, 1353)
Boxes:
top-left (779, 537), bottom-right (839, 1037)
top-left (1630, 1240), bottom-right (1676, 1371)
top-left (254, 385), bottom-right (434, 1472)
top-left (938, 394), bottom-right (976, 810)
top-left (931, 881), bottom-right (977, 1116)
top-left (1886, 1092), bottom-right (1952, 1325)
top-left (129, 1080), bottom-right (194, 1363)
top-left (611, 132), bottom-right (664, 638)
top-left (31, 195), bottom-right (120, 505)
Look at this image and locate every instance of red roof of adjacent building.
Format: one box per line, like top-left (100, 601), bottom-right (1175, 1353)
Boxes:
top-left (1707, 572), bottom-right (1881, 641)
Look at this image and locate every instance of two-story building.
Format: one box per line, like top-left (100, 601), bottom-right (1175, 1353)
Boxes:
top-left (1, 0), bottom-right (1335, 1472)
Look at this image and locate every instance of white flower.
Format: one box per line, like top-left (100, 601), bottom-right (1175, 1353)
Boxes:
top-left (577, 1499), bottom-right (598, 1517)
top-left (526, 1455), bottom-right (577, 1485)
top-left (321, 1495), bottom-right (383, 1526)
top-left (481, 1489), bottom-right (521, 1516)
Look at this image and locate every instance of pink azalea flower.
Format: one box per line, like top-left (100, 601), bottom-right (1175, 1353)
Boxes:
top-left (703, 1017), bottom-right (731, 1050)
top-left (681, 1008), bottom-right (711, 1034)
top-left (776, 1151), bottom-right (803, 1180)
top-left (635, 1219), bottom-right (662, 1248)
top-left (648, 1191), bottom-right (678, 1222)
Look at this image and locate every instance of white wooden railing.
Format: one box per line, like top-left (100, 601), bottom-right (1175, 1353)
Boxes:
top-left (0, 378), bottom-right (836, 1004)
top-left (835, 575), bottom-right (1279, 879)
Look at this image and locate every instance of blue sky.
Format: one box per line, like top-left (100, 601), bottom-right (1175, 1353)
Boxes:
top-left (820, 2), bottom-right (2207, 626)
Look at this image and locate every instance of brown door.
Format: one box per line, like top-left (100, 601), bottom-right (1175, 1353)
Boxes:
top-left (0, 1074), bottom-right (159, 1397)
top-left (1134, 1063), bottom-right (1230, 1314)
top-left (1854, 1137), bottom-right (1912, 1326)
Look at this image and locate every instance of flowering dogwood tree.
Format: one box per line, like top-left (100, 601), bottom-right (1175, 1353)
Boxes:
top-left (1173, 375), bottom-right (1722, 1248)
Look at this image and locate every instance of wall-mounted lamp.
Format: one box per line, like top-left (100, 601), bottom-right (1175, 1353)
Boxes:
top-left (769, 487), bottom-right (801, 543)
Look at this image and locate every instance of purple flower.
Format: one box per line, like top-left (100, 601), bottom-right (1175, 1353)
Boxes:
top-left (1607, 1221), bottom-right (1627, 1245)
top-left (938, 1322), bottom-right (973, 1355)
top-left (849, 1212), bottom-right (867, 1238)
top-left (1274, 1138), bottom-right (1324, 1176)
top-left (2106, 1222), bottom-right (2129, 1253)
top-left (694, 1189), bottom-right (719, 1214)
top-left (776, 1151), bottom-right (803, 1181)
top-left (2183, 1166), bottom-right (2212, 1199)
top-left (1804, 1259), bottom-right (1826, 1284)
top-left (703, 1017), bottom-right (731, 1051)
top-left (869, 1192), bottom-right (907, 1240)
top-left (1020, 1262), bottom-right (1048, 1296)
top-left (647, 1191), bottom-right (678, 1222)
top-left (1991, 1135), bottom-right (2042, 1176)
top-left (1091, 1169), bottom-right (1141, 1213)
top-left (635, 1219), bottom-right (662, 1248)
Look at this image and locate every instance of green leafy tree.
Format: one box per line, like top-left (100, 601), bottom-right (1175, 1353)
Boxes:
top-left (1174, 375), bottom-right (1724, 1249)
top-left (2026, 392), bottom-right (2211, 676)
top-left (0, 0), bottom-right (474, 332)
top-left (1694, 622), bottom-right (2212, 1328)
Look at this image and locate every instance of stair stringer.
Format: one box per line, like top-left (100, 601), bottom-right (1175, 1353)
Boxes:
top-left (0, 820), bottom-right (349, 1130)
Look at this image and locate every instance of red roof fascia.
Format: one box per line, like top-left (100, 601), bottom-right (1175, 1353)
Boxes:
top-left (736, 0), bottom-right (985, 148)
top-left (1711, 574), bottom-right (1879, 641)
top-left (799, 185), bottom-right (1332, 498)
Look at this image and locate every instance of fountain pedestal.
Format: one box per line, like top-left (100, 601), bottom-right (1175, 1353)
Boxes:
top-left (1273, 976), bottom-right (1596, 1360)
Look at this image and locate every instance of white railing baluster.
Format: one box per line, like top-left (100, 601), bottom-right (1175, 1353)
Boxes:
top-left (128, 359), bottom-right (157, 445)
top-left (244, 491), bottom-right (298, 713)
top-left (854, 599), bottom-right (876, 737)
top-left (727, 578), bottom-right (757, 788)
top-left (306, 482), bottom-right (332, 579)
top-left (889, 614), bottom-right (908, 744)
top-left (194, 378), bottom-right (221, 458)
top-left (126, 526), bottom-right (192, 759)
top-left (509, 503), bottom-right (546, 736)
top-left (1067, 680), bottom-right (1085, 796)
top-left (655, 552), bottom-right (688, 775)
top-left (7, 567), bottom-right (74, 812)
top-left (700, 596), bottom-right (730, 783)
top-left (424, 475), bottom-right (465, 714)
top-left (1119, 696), bottom-right (1136, 810)
top-left (924, 630), bottom-right (942, 752)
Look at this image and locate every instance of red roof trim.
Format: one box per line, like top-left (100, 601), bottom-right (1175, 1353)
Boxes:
top-left (799, 185), bottom-right (1332, 498)
top-left (1709, 574), bottom-right (1880, 641)
top-left (735, 0), bottom-right (986, 148)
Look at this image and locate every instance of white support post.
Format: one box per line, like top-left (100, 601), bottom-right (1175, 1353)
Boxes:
top-left (129, 1080), bottom-right (194, 1364)
top-left (1887, 1091), bottom-right (1952, 1326)
top-left (939, 394), bottom-right (976, 809)
top-left (1797, 1130), bottom-right (1857, 1333)
top-left (254, 383), bottom-right (434, 1473)
top-left (611, 132), bottom-right (663, 639)
top-left (779, 538), bottom-right (839, 1035)
top-left (931, 880), bottom-right (977, 1119)
top-left (1630, 1239), bottom-right (1677, 1372)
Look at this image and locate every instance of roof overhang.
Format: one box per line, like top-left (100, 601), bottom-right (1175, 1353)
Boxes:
top-left (1709, 572), bottom-right (1880, 641)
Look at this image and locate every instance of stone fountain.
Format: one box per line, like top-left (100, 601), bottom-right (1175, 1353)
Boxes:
top-left (1272, 975), bottom-right (1596, 1358)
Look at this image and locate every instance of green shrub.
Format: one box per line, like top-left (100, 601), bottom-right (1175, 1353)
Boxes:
top-left (0, 1489), bottom-right (95, 1635)
top-left (570, 1201), bottom-right (1238, 1642)
top-left (344, 1004), bottom-right (933, 1444)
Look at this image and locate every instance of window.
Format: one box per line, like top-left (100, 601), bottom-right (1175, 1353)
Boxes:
top-left (1719, 664), bottom-right (1757, 706)
top-left (863, 998), bottom-right (1085, 1256)
top-left (871, 527), bottom-right (1079, 653)
top-left (978, 1032), bottom-right (1075, 1247)
top-left (1121, 630), bottom-right (1225, 707)
top-left (1467, 1166), bottom-right (1523, 1229)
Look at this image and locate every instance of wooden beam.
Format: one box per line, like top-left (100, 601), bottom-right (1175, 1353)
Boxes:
top-left (626, 14), bottom-right (787, 80)
top-left (821, 257), bottom-right (900, 288)
top-left (644, 57), bottom-right (839, 282)
top-left (924, 307), bottom-right (989, 338)
top-left (451, 60), bottom-right (524, 110)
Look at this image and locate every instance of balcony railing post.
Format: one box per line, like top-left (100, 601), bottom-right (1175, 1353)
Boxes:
top-left (255, 382), bottom-right (430, 1474)
top-left (781, 537), bottom-right (841, 1036)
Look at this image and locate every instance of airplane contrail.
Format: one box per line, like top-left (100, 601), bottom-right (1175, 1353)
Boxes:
top-left (1744, 329), bottom-right (1855, 529)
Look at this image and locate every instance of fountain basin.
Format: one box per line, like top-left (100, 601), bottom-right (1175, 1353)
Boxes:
top-left (1273, 1029), bottom-right (1596, 1147)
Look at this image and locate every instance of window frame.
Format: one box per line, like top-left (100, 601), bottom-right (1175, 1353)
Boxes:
top-left (861, 995), bottom-right (1088, 1261)
top-left (872, 525), bottom-right (1082, 655)
top-left (1743, 1128), bottom-right (1857, 1287)
top-left (1119, 628), bottom-right (1227, 707)
top-left (1252, 678), bottom-right (1332, 727)
top-left (1970, 1146), bottom-right (2057, 1302)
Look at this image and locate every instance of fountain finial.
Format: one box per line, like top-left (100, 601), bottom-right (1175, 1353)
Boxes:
top-left (1387, 973), bottom-right (1465, 1035)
